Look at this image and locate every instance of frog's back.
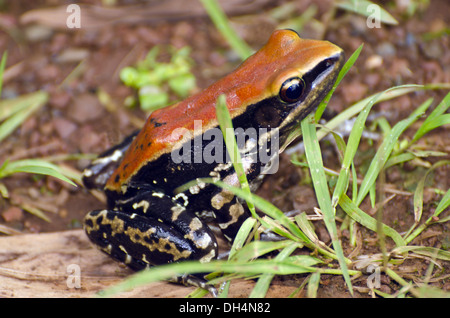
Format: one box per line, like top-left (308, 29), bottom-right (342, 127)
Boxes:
top-left (106, 29), bottom-right (341, 191)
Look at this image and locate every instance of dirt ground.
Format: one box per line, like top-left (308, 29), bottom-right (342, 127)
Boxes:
top-left (0, 0), bottom-right (449, 298)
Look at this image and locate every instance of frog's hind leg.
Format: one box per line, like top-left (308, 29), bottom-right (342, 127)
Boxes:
top-left (83, 209), bottom-right (218, 267)
top-left (83, 194), bottom-right (219, 294)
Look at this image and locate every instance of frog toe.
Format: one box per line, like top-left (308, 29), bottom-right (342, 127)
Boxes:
top-left (171, 274), bottom-right (218, 297)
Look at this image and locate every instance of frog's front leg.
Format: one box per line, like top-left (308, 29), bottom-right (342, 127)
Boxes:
top-left (82, 130), bottom-right (139, 190)
top-left (83, 189), bottom-right (218, 292)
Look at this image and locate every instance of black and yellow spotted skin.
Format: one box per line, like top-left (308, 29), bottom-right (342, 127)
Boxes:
top-left (82, 30), bottom-right (344, 294)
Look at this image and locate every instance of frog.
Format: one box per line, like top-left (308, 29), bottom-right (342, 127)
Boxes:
top-left (82, 29), bottom-right (344, 294)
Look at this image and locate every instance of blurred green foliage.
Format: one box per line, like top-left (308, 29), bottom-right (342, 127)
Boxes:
top-left (120, 46), bottom-right (197, 112)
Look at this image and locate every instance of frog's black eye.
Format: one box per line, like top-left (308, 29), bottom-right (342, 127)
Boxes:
top-left (279, 77), bottom-right (305, 103)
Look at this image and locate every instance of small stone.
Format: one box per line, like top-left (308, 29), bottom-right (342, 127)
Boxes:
top-left (53, 117), bottom-right (78, 139)
top-left (67, 93), bottom-right (104, 123)
top-left (2, 206), bottom-right (23, 222)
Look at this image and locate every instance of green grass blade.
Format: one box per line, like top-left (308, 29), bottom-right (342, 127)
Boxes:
top-left (316, 84), bottom-right (430, 142)
top-left (295, 213), bottom-right (324, 246)
top-left (315, 43), bottom-right (363, 122)
top-left (249, 242), bottom-right (299, 298)
top-left (434, 188), bottom-right (450, 216)
top-left (199, 0), bottom-right (253, 60)
top-left (0, 91), bottom-right (48, 121)
top-left (331, 90), bottom-right (375, 207)
top-left (405, 187), bottom-right (450, 244)
top-left (0, 91), bottom-right (49, 143)
top-left (355, 96), bottom-right (433, 206)
top-left (301, 115), bottom-right (353, 295)
top-left (306, 272), bottom-right (321, 298)
top-left (0, 159), bottom-right (77, 187)
top-left (404, 160), bottom-right (450, 239)
top-left (228, 217), bottom-right (257, 260)
top-left (214, 217), bottom-right (260, 298)
top-left (215, 94), bottom-right (256, 216)
top-left (332, 85), bottom-right (428, 208)
top-left (20, 202), bottom-right (51, 223)
top-left (384, 152), bottom-right (416, 168)
top-left (0, 51), bottom-right (7, 96)
top-left (231, 240), bottom-right (298, 262)
top-left (100, 257), bottom-right (354, 297)
top-left (393, 245), bottom-right (450, 262)
top-left (411, 92), bottom-right (450, 144)
top-left (339, 194), bottom-right (406, 247)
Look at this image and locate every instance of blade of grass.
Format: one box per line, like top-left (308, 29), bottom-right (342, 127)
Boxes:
top-left (355, 96), bottom-right (433, 206)
top-left (316, 84), bottom-right (444, 142)
top-left (301, 114), bottom-right (353, 296)
top-left (393, 245), bottom-right (450, 262)
top-left (0, 91), bottom-right (48, 121)
top-left (0, 159), bottom-right (77, 187)
top-left (331, 86), bottom-right (433, 208)
top-left (405, 188), bottom-right (450, 244)
top-left (0, 51), bottom-right (7, 96)
top-left (100, 256), bottom-right (358, 297)
top-left (331, 88), bottom-right (378, 208)
top-left (403, 160), bottom-right (450, 239)
top-left (0, 91), bottom-right (49, 143)
top-left (199, 0), bottom-right (253, 60)
top-left (410, 92), bottom-right (450, 144)
top-left (306, 272), bottom-right (321, 298)
top-left (20, 202), bottom-right (51, 223)
top-left (249, 242), bottom-right (299, 297)
top-left (315, 43), bottom-right (363, 122)
top-left (231, 240), bottom-right (299, 262)
top-left (339, 194), bottom-right (406, 247)
top-left (227, 217), bottom-right (257, 260)
top-left (294, 213), bottom-right (322, 243)
top-left (215, 94), bottom-right (256, 217)
top-left (217, 220), bottom-right (283, 298)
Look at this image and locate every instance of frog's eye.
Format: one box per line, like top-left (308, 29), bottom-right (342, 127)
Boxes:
top-left (279, 77), bottom-right (305, 103)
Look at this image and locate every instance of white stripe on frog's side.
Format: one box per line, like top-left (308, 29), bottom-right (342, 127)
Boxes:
top-left (82, 149), bottom-right (124, 178)
top-left (94, 149), bottom-right (123, 164)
